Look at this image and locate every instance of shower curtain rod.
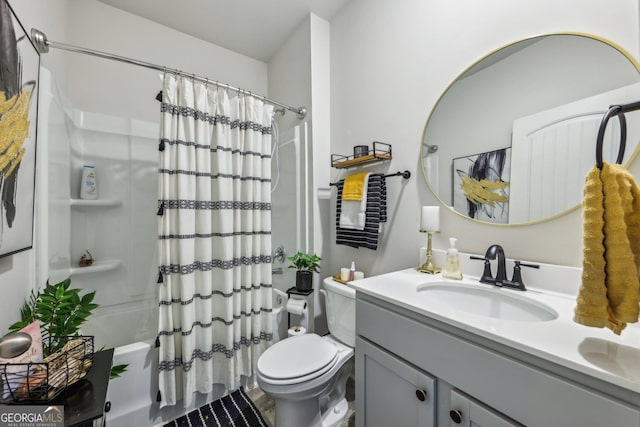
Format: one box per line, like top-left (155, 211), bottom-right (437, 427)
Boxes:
top-left (29, 28), bottom-right (307, 120)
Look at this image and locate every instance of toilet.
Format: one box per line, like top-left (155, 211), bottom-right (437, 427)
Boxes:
top-left (257, 277), bottom-right (355, 427)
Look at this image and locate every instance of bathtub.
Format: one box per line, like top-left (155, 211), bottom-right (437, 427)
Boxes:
top-left (89, 301), bottom-right (159, 426)
top-left (106, 340), bottom-right (229, 427)
top-left (102, 289), bottom-right (288, 426)
top-left (105, 340), bottom-right (158, 426)
top-left (272, 288), bottom-right (288, 342)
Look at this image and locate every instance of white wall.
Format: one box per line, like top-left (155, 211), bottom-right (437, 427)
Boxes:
top-left (329, 0), bottom-right (640, 280)
top-left (269, 17), bottom-right (312, 131)
top-left (66, 0), bottom-right (268, 123)
top-left (268, 13), bottom-right (331, 334)
top-left (9, 0), bottom-right (69, 87)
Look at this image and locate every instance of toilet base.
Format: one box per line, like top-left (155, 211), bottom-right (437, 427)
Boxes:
top-left (273, 396), bottom-right (349, 427)
top-left (274, 396), bottom-right (323, 427)
top-left (321, 397), bottom-right (349, 427)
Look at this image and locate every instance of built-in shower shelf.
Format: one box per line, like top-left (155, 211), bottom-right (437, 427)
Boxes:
top-left (70, 259), bottom-right (122, 277)
top-left (70, 198), bottom-right (122, 208)
top-left (331, 141), bottom-right (392, 169)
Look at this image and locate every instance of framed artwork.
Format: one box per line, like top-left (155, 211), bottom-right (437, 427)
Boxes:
top-left (452, 148), bottom-right (511, 224)
top-left (0, 0), bottom-right (39, 257)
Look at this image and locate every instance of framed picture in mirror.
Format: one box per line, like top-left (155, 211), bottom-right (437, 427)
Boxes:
top-left (452, 147), bottom-right (511, 224)
top-left (0, 0), bottom-right (40, 258)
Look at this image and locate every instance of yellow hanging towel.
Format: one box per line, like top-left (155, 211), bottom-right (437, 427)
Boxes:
top-left (342, 171), bottom-right (370, 201)
top-left (574, 162), bottom-right (640, 335)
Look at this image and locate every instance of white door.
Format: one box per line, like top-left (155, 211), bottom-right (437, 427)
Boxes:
top-left (510, 82), bottom-right (640, 223)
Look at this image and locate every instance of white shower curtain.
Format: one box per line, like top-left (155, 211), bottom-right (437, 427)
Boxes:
top-left (157, 74), bottom-right (273, 407)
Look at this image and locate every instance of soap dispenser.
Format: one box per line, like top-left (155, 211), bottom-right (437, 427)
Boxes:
top-left (442, 237), bottom-right (463, 280)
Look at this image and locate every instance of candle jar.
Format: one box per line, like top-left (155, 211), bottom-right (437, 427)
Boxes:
top-left (353, 145), bottom-right (369, 158)
top-left (421, 206), bottom-right (440, 232)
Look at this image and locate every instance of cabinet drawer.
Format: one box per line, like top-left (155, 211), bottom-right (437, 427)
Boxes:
top-left (449, 389), bottom-right (523, 427)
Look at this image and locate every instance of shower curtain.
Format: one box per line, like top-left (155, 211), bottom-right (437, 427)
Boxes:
top-left (157, 74), bottom-right (273, 407)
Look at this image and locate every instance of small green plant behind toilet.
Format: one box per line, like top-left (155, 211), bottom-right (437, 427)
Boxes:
top-left (287, 252), bottom-right (321, 291)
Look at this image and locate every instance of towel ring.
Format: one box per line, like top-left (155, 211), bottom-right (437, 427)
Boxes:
top-left (596, 105), bottom-right (627, 169)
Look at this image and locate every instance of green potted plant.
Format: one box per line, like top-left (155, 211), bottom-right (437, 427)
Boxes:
top-left (7, 277), bottom-right (127, 378)
top-left (287, 251), bottom-right (321, 291)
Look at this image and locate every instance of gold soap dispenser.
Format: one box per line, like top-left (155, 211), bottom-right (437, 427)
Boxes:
top-left (442, 237), bottom-right (463, 280)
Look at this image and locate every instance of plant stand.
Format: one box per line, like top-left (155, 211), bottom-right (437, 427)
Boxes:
top-left (286, 287), bottom-right (314, 333)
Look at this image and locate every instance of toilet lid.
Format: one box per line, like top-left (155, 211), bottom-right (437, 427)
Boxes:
top-left (258, 334), bottom-right (338, 380)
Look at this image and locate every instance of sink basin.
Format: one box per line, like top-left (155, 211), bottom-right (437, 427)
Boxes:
top-left (416, 282), bottom-right (558, 322)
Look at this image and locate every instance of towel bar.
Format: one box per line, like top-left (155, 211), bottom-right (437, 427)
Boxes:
top-left (594, 99), bottom-right (640, 169)
top-left (329, 170), bottom-right (411, 186)
top-left (595, 105), bottom-right (626, 169)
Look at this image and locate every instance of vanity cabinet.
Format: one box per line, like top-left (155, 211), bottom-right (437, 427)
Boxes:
top-left (356, 334), bottom-right (518, 427)
top-left (355, 294), bottom-right (640, 427)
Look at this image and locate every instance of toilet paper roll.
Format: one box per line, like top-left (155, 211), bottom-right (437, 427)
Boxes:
top-left (288, 326), bottom-right (307, 337)
top-left (286, 298), bottom-right (307, 316)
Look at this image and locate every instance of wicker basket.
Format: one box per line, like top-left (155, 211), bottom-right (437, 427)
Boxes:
top-left (0, 335), bottom-right (94, 403)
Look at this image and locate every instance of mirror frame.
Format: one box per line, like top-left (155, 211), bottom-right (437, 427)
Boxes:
top-left (420, 32), bottom-right (640, 226)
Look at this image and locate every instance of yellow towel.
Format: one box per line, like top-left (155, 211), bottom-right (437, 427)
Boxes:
top-left (342, 172), bottom-right (370, 201)
top-left (574, 163), bottom-right (640, 335)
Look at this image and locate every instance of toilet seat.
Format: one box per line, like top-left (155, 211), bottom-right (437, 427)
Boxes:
top-left (258, 334), bottom-right (339, 385)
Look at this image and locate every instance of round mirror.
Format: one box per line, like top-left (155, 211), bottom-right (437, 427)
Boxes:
top-left (421, 33), bottom-right (640, 225)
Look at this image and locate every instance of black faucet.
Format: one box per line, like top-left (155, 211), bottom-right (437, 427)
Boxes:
top-left (502, 261), bottom-right (540, 291)
top-left (471, 245), bottom-right (540, 291)
top-left (485, 244), bottom-right (507, 283)
top-left (470, 244), bottom-right (507, 285)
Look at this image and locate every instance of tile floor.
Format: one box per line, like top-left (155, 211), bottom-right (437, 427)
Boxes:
top-left (247, 376), bottom-right (355, 427)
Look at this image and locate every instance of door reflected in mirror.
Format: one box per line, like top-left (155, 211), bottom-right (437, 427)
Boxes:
top-left (421, 33), bottom-right (640, 225)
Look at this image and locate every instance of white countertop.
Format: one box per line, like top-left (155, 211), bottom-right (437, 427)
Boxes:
top-left (348, 266), bottom-right (640, 395)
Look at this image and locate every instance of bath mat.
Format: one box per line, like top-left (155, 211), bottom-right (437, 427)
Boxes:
top-left (163, 387), bottom-right (268, 427)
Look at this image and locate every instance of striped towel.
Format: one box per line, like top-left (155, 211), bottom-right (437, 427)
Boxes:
top-left (336, 173), bottom-right (387, 250)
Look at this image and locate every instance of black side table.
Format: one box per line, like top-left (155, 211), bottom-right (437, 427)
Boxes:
top-left (52, 348), bottom-right (114, 427)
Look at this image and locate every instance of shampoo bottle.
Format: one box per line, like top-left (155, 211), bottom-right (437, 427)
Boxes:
top-left (80, 161), bottom-right (98, 200)
top-left (443, 237), bottom-right (463, 280)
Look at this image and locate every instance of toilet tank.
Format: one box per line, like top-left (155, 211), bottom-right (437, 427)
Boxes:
top-left (323, 277), bottom-right (356, 347)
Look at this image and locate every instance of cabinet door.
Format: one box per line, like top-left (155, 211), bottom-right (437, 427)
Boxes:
top-left (449, 389), bottom-right (523, 427)
top-left (356, 337), bottom-right (435, 427)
